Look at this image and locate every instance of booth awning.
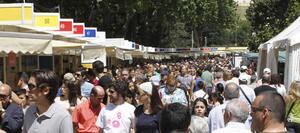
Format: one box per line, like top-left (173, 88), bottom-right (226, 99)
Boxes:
top-left (0, 31), bottom-right (52, 54)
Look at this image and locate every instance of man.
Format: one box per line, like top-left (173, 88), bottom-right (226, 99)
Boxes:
top-left (208, 82), bottom-right (240, 133)
top-left (254, 74), bottom-right (277, 96)
top-left (239, 77), bottom-right (256, 107)
top-left (73, 86), bottom-right (106, 133)
top-left (251, 92), bottom-right (287, 133)
top-left (23, 70), bottom-right (73, 133)
top-left (239, 66), bottom-right (251, 85)
top-left (96, 80), bottom-right (135, 133)
top-left (213, 99), bottom-right (251, 133)
top-left (75, 69), bottom-right (94, 99)
top-left (256, 68), bottom-right (271, 86)
top-left (121, 68), bottom-right (130, 82)
top-left (0, 84), bottom-right (23, 133)
top-left (15, 72), bottom-right (29, 92)
top-left (160, 103), bottom-right (191, 133)
top-left (201, 65), bottom-right (213, 94)
top-left (177, 66), bottom-right (193, 96)
top-left (93, 60), bottom-right (105, 79)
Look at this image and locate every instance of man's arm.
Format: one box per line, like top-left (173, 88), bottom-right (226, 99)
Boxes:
top-left (1, 106), bottom-right (23, 133)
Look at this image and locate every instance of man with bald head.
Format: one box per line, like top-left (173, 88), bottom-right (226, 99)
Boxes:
top-left (213, 99), bottom-right (251, 133)
top-left (0, 84), bottom-right (23, 133)
top-left (208, 82), bottom-right (240, 133)
top-left (72, 85), bottom-right (106, 133)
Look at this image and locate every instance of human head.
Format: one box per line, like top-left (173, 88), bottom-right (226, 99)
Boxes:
top-left (0, 84), bottom-right (12, 109)
top-left (251, 92), bottom-right (286, 132)
top-left (223, 70), bottom-right (233, 81)
top-left (92, 60), bottom-right (104, 74)
top-left (28, 70), bottom-right (59, 104)
top-left (263, 68), bottom-right (271, 75)
top-left (166, 75), bottom-right (177, 93)
top-left (90, 86), bottom-right (105, 108)
top-left (286, 80), bottom-right (300, 102)
top-left (224, 82), bottom-right (239, 100)
top-left (216, 83), bottom-right (224, 94)
top-left (231, 69), bottom-right (240, 78)
top-left (261, 74), bottom-right (271, 84)
top-left (137, 82), bottom-right (163, 113)
top-left (192, 98), bottom-right (208, 117)
top-left (74, 68), bottom-right (86, 83)
top-left (15, 88), bottom-right (28, 107)
top-left (160, 103), bottom-right (191, 133)
top-left (121, 68), bottom-right (130, 81)
top-left (270, 74), bottom-right (281, 85)
top-left (240, 66), bottom-right (247, 73)
top-left (239, 76), bottom-right (248, 85)
top-left (224, 99), bottom-right (249, 124)
top-left (16, 72), bottom-right (29, 88)
top-left (107, 80), bottom-right (128, 104)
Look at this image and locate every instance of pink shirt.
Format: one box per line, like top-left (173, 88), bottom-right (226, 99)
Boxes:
top-left (72, 101), bottom-right (105, 133)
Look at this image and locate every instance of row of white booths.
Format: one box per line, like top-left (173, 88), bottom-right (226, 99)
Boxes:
top-left (258, 17), bottom-right (300, 88)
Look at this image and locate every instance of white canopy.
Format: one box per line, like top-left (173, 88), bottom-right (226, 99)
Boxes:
top-left (0, 31), bottom-right (52, 54)
top-left (258, 16), bottom-right (300, 88)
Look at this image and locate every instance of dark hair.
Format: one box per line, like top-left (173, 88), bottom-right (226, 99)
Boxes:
top-left (232, 69), bottom-right (240, 78)
top-left (192, 98), bottom-right (208, 116)
top-left (270, 74), bottom-right (281, 87)
top-left (150, 85), bottom-right (163, 114)
top-left (211, 93), bottom-right (224, 104)
top-left (110, 80), bottom-right (128, 98)
top-left (92, 60), bottom-right (104, 74)
top-left (15, 88), bottom-right (27, 96)
top-left (196, 69), bottom-right (202, 77)
top-left (262, 74), bottom-right (271, 84)
top-left (216, 83), bottom-right (224, 94)
top-left (259, 92), bottom-right (286, 123)
top-left (17, 72), bottom-right (29, 84)
top-left (31, 70), bottom-right (59, 103)
top-left (160, 103), bottom-right (191, 133)
top-left (64, 81), bottom-right (78, 106)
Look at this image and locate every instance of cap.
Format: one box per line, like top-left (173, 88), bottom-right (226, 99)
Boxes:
top-left (263, 68), bottom-right (271, 74)
top-left (64, 73), bottom-right (75, 82)
top-left (150, 75), bottom-right (161, 86)
top-left (139, 82), bottom-right (153, 95)
top-left (239, 76), bottom-right (248, 82)
top-left (241, 66), bottom-right (248, 70)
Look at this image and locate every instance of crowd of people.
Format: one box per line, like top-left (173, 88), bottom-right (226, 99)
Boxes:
top-left (0, 56), bottom-right (299, 133)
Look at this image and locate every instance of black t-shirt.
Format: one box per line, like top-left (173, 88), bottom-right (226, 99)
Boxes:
top-left (254, 85), bottom-right (277, 96)
top-left (134, 105), bottom-right (161, 133)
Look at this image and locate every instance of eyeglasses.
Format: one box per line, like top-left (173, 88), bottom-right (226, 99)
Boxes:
top-left (0, 94), bottom-right (9, 100)
top-left (251, 106), bottom-right (272, 113)
top-left (28, 83), bottom-right (37, 90)
top-left (108, 89), bottom-right (115, 94)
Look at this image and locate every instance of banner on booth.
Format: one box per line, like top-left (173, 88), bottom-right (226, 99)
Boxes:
top-left (34, 13), bottom-right (59, 30)
top-left (73, 23), bottom-right (84, 35)
top-left (59, 19), bottom-right (73, 32)
top-left (0, 3), bottom-right (33, 24)
top-left (85, 27), bottom-right (97, 37)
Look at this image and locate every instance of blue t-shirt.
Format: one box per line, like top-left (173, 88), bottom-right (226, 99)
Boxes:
top-left (81, 81), bottom-right (94, 98)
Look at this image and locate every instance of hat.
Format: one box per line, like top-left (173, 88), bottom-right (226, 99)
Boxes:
top-left (150, 75), bottom-right (161, 86)
top-left (239, 76), bottom-right (248, 82)
top-left (64, 73), bottom-right (75, 82)
top-left (241, 66), bottom-right (248, 70)
top-left (263, 68), bottom-right (271, 74)
top-left (139, 82), bottom-right (153, 95)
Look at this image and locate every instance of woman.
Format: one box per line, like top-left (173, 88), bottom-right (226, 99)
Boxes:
top-left (285, 80), bottom-right (300, 133)
top-left (135, 82), bottom-right (163, 133)
top-left (189, 98), bottom-right (209, 133)
top-left (55, 73), bottom-right (80, 113)
top-left (270, 74), bottom-right (286, 96)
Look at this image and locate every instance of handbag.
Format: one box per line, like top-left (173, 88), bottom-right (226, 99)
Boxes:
top-left (285, 101), bottom-right (300, 132)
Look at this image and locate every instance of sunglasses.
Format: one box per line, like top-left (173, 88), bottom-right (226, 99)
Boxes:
top-left (251, 106), bottom-right (272, 113)
top-left (108, 89), bottom-right (115, 94)
top-left (28, 83), bottom-right (49, 91)
top-left (0, 94), bottom-right (9, 100)
top-left (75, 73), bottom-right (81, 77)
top-left (28, 83), bottom-right (37, 90)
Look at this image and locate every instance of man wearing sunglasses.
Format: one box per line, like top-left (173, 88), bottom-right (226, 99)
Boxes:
top-left (251, 92), bottom-right (287, 133)
top-left (73, 86), bottom-right (105, 133)
top-left (0, 84), bottom-right (23, 133)
top-left (23, 70), bottom-right (73, 133)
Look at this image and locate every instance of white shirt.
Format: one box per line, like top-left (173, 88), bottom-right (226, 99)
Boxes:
top-left (239, 85), bottom-right (256, 107)
top-left (212, 122), bottom-right (251, 133)
top-left (239, 73), bottom-right (251, 85)
top-left (96, 102), bottom-right (135, 133)
top-left (270, 84), bottom-right (286, 96)
top-left (208, 101), bottom-right (228, 133)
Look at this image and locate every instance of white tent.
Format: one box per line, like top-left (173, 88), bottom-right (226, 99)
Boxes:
top-left (258, 17), bottom-right (300, 88)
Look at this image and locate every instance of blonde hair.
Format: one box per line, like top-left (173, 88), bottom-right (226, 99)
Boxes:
top-left (223, 70), bottom-right (233, 81)
top-left (286, 80), bottom-right (300, 102)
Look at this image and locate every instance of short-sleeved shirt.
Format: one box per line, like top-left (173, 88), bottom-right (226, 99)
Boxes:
top-left (134, 105), bottom-right (161, 133)
top-left (159, 87), bottom-right (188, 106)
top-left (22, 102), bottom-right (73, 133)
top-left (177, 74), bottom-right (193, 90)
top-left (72, 100), bottom-right (105, 133)
top-left (96, 102), bottom-right (135, 133)
top-left (201, 71), bottom-right (213, 88)
top-left (81, 81), bottom-right (94, 98)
